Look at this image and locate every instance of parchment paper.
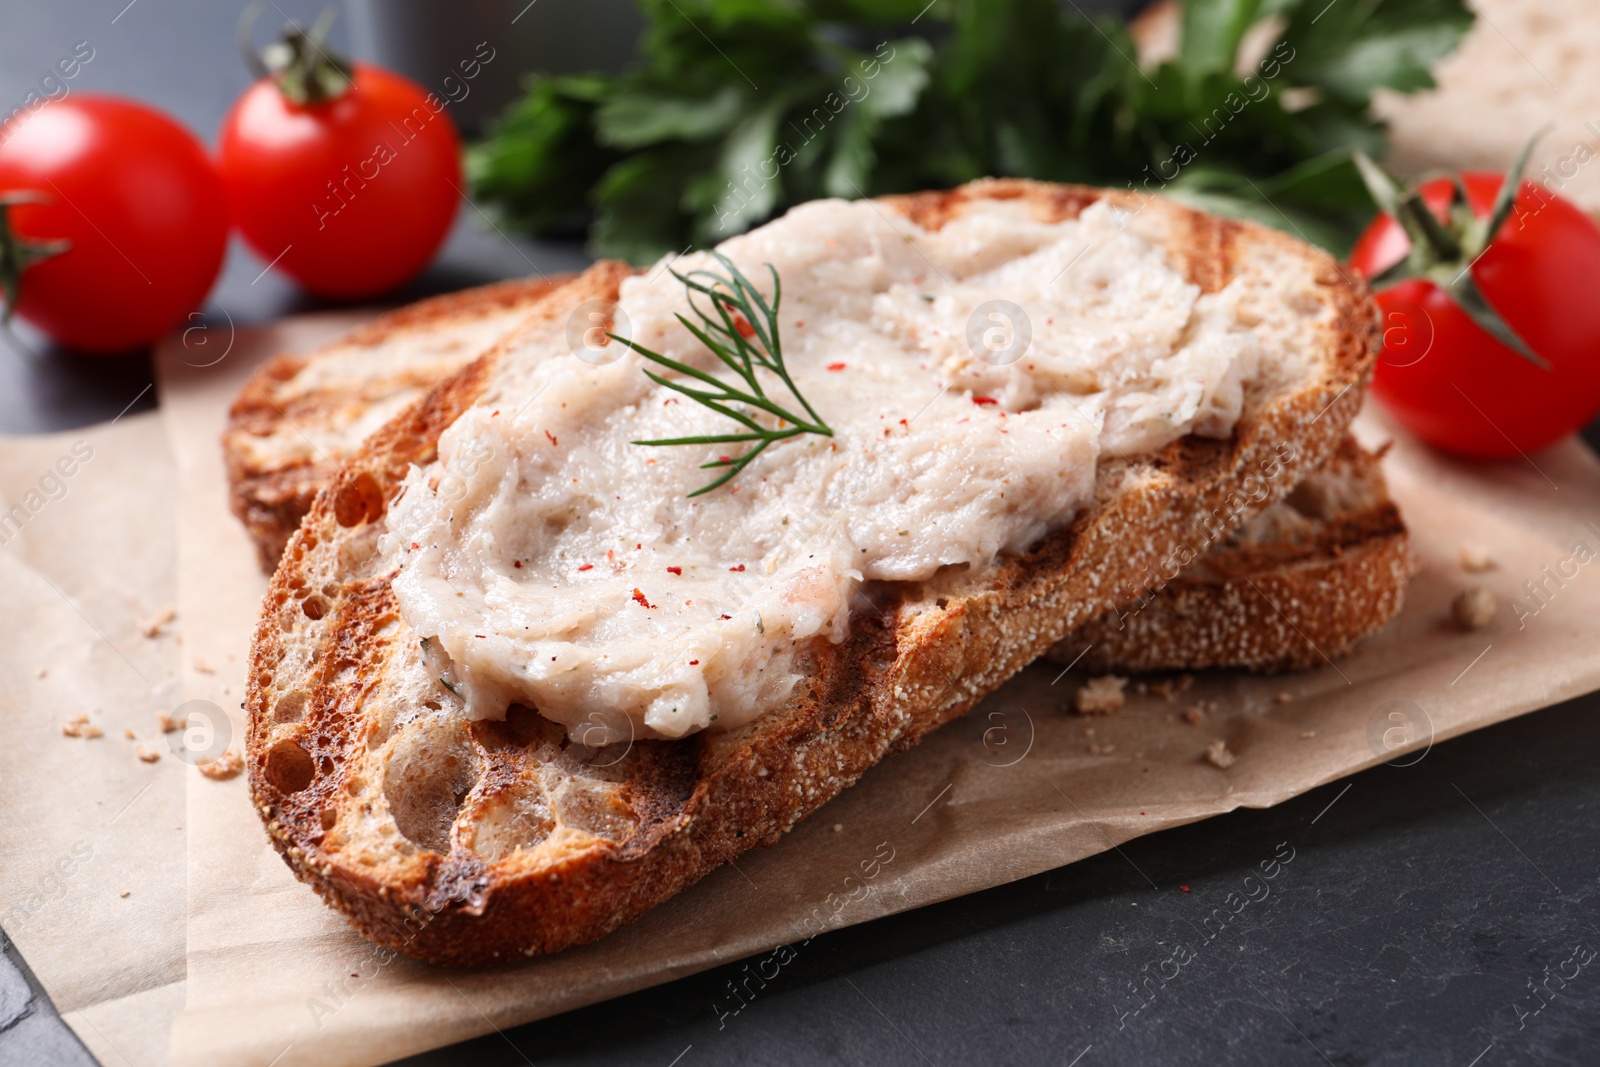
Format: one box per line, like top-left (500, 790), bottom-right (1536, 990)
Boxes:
top-left (0, 412), bottom-right (188, 1067)
top-left (155, 318), bottom-right (1600, 1067)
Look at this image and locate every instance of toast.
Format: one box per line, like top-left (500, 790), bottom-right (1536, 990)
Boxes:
top-left (1054, 435), bottom-right (1412, 674)
top-left (246, 179), bottom-right (1378, 965)
top-left (223, 275), bottom-right (575, 570)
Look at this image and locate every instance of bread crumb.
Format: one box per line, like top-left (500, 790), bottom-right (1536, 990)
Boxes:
top-left (197, 749), bottom-right (243, 781)
top-left (832, 823), bottom-right (843, 833)
top-left (1274, 691), bottom-right (1293, 705)
top-left (1088, 742), bottom-right (1116, 756)
top-left (1301, 731), bottom-right (1316, 739)
top-left (118, 890), bottom-right (130, 898)
top-left (1151, 674), bottom-right (1195, 701)
top-left (1459, 542), bottom-right (1495, 573)
top-left (122, 728), bottom-right (135, 740)
top-left (136, 745), bottom-right (161, 763)
top-left (63, 714), bottom-right (102, 739)
top-left (1182, 705), bottom-right (1206, 726)
top-left (136, 604), bottom-right (177, 639)
top-left (1452, 587), bottom-right (1496, 631)
top-left (35, 666), bottom-right (46, 679)
top-left (192, 659), bottom-right (215, 675)
top-left (1075, 675), bottom-right (1128, 715)
top-left (1204, 739), bottom-right (1236, 769)
top-left (157, 713), bottom-right (186, 733)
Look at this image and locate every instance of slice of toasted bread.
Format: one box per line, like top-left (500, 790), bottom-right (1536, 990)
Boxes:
top-left (1050, 436), bottom-right (1412, 674)
top-left (246, 179), bottom-right (1378, 966)
top-left (224, 275), bottom-right (575, 570)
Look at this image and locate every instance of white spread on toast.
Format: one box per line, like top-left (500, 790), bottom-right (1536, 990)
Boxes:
top-left (382, 198), bottom-right (1309, 739)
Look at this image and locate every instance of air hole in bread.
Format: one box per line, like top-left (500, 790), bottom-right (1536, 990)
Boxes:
top-left (302, 595), bottom-right (331, 620)
top-left (321, 582), bottom-right (340, 597)
top-left (334, 471), bottom-right (385, 528)
top-left (467, 784), bottom-right (554, 862)
top-left (320, 808), bottom-right (337, 831)
top-left (383, 724), bottom-right (480, 854)
top-left (264, 738), bottom-right (315, 794)
top-left (551, 779), bottom-right (635, 843)
top-left (273, 691), bottom-right (307, 724)
top-left (338, 524), bottom-right (385, 577)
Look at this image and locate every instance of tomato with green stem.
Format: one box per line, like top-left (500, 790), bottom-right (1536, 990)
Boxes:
top-left (1349, 143), bottom-right (1600, 459)
top-left (0, 95), bottom-right (227, 353)
top-left (218, 11), bottom-right (462, 299)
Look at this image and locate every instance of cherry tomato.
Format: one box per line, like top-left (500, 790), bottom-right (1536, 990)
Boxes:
top-left (218, 63), bottom-right (461, 299)
top-left (0, 95), bottom-right (227, 353)
top-left (1350, 172), bottom-right (1600, 459)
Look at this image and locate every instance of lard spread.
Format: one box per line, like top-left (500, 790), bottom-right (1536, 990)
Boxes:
top-left (381, 197), bottom-right (1305, 739)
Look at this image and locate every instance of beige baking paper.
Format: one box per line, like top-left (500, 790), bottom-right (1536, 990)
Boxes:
top-left (0, 411), bottom-right (188, 1067)
top-left (155, 317), bottom-right (1600, 1067)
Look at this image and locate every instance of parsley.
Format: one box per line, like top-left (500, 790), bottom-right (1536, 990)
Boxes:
top-left (469, 0), bottom-right (1472, 261)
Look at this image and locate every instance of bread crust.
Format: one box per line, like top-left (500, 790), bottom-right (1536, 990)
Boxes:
top-left (223, 275), bottom-right (575, 569)
top-left (1053, 437), bottom-right (1413, 673)
top-left (246, 180), bottom-right (1379, 965)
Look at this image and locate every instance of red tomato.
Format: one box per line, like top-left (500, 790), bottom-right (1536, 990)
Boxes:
top-left (218, 63), bottom-right (461, 299)
top-left (1350, 172), bottom-right (1600, 459)
top-left (0, 96), bottom-right (227, 353)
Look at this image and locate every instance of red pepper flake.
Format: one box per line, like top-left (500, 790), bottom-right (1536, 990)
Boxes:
top-left (410, 542), bottom-right (419, 550)
top-left (578, 563), bottom-right (594, 572)
top-left (631, 588), bottom-right (655, 609)
top-left (513, 560), bottom-right (522, 568)
top-left (666, 566), bottom-right (682, 575)
top-left (689, 659), bottom-right (700, 666)
top-left (636, 543), bottom-right (643, 550)
top-left (719, 614), bottom-right (732, 620)
top-left (474, 634), bottom-right (487, 639)
top-left (1180, 885), bottom-right (1191, 893)
top-left (718, 456), bottom-right (733, 464)
top-left (729, 564), bottom-right (745, 572)
top-left (795, 320), bottom-right (805, 328)
top-left (544, 430), bottom-right (558, 446)
top-left (973, 396), bottom-right (999, 406)
top-left (827, 362), bottom-right (847, 371)
top-left (492, 410), bottom-right (501, 417)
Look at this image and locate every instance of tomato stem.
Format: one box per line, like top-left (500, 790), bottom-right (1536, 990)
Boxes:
top-left (0, 192), bottom-right (70, 326)
top-left (1352, 134), bottom-right (1551, 371)
top-left (237, 2), bottom-right (353, 107)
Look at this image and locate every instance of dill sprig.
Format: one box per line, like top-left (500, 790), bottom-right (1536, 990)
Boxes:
top-left (609, 251), bottom-right (832, 497)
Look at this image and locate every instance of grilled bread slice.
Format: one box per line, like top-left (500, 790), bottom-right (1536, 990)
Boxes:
top-left (1050, 435), bottom-right (1412, 674)
top-left (246, 179), bottom-right (1378, 966)
top-left (224, 275), bottom-right (575, 569)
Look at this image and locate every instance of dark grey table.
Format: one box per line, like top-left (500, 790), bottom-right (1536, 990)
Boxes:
top-left (2, 3), bottom-right (1597, 1065)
